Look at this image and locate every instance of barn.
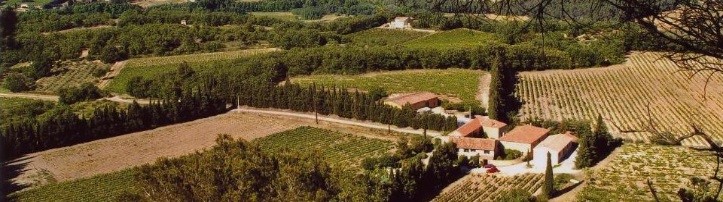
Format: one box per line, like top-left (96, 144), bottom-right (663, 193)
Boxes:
top-left (533, 132), bottom-right (579, 167)
top-left (499, 125), bottom-right (550, 155)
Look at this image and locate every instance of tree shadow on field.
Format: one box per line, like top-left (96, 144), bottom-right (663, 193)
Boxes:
top-left (1, 155), bottom-right (33, 201)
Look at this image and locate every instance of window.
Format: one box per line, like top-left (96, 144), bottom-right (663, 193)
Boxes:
top-left (464, 149), bottom-right (469, 152)
top-left (484, 150), bottom-right (490, 154)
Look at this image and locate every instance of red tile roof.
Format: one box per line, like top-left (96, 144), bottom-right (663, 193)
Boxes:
top-left (476, 116), bottom-right (507, 128)
top-left (536, 133), bottom-right (578, 151)
top-left (500, 125), bottom-right (550, 144)
top-left (453, 137), bottom-right (498, 151)
top-left (385, 92), bottom-right (438, 106)
top-left (454, 119), bottom-right (481, 137)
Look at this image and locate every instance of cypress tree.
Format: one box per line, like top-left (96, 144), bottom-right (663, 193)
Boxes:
top-left (488, 48), bottom-right (506, 122)
top-left (543, 152), bottom-right (554, 199)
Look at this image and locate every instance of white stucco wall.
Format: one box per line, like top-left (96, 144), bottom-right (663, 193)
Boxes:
top-left (533, 147), bottom-right (560, 167)
top-left (483, 127), bottom-right (501, 139)
top-left (501, 141), bottom-right (532, 154)
top-left (458, 148), bottom-right (495, 160)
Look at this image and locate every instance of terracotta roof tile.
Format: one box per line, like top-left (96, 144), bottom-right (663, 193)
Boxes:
top-left (500, 125), bottom-right (550, 144)
top-left (536, 134), bottom-right (578, 151)
top-left (453, 137), bottom-right (497, 150)
top-left (453, 119), bottom-right (481, 137)
top-left (476, 115), bottom-right (507, 128)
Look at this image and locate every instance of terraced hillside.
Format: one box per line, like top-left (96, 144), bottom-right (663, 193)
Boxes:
top-left (517, 52), bottom-right (723, 147)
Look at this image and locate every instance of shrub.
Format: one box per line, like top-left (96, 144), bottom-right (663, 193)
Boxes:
top-left (3, 72), bottom-right (34, 92)
top-left (58, 83), bottom-right (106, 104)
top-left (499, 149), bottom-right (522, 160)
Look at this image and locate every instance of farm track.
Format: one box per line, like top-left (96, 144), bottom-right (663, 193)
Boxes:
top-left (98, 61), bottom-right (126, 89)
top-left (478, 73), bottom-right (490, 108)
top-left (0, 93), bottom-right (58, 101)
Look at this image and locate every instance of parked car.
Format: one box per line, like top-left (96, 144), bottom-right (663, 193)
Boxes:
top-left (486, 167), bottom-right (500, 173)
top-left (483, 164), bottom-right (496, 169)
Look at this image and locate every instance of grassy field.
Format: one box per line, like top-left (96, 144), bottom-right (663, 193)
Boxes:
top-left (8, 169), bottom-right (140, 202)
top-left (106, 48), bottom-right (276, 93)
top-left (35, 60), bottom-right (109, 94)
top-left (346, 28), bottom-right (431, 46)
top-left (578, 144), bottom-right (716, 201)
top-left (255, 126), bottom-right (393, 168)
top-left (517, 52), bottom-right (723, 147)
top-left (403, 28), bottom-right (500, 49)
top-left (433, 173), bottom-right (543, 202)
top-left (291, 69), bottom-right (482, 103)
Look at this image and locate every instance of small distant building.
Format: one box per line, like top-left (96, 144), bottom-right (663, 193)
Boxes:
top-left (453, 137), bottom-right (499, 160)
top-left (533, 132), bottom-right (579, 167)
top-left (500, 125), bottom-right (550, 155)
top-left (181, 20), bottom-right (187, 25)
top-left (390, 17), bottom-right (412, 29)
top-left (448, 115), bottom-right (507, 139)
top-left (383, 92), bottom-right (439, 110)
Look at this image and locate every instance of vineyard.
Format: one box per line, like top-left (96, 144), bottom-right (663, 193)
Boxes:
top-left (433, 173), bottom-right (543, 202)
top-left (346, 28), bottom-right (430, 46)
top-left (517, 52), bottom-right (723, 147)
top-left (35, 60), bottom-right (110, 93)
top-left (578, 143), bottom-right (716, 201)
top-left (106, 48), bottom-right (277, 93)
top-left (403, 28), bottom-right (500, 49)
top-left (291, 69), bottom-right (482, 103)
top-left (255, 126), bottom-right (393, 168)
top-left (9, 169), bottom-right (139, 201)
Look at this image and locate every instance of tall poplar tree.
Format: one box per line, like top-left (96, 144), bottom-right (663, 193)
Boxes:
top-left (543, 152), bottom-right (554, 199)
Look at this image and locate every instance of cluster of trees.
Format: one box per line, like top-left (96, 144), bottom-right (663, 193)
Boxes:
top-left (133, 134), bottom-right (463, 201)
top-left (16, 2), bottom-right (140, 33)
top-left (57, 83), bottom-right (107, 104)
top-left (0, 78), bottom-right (229, 159)
top-left (526, 115), bottom-right (621, 168)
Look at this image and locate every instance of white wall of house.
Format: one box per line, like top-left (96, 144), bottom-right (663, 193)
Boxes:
top-left (391, 20), bottom-right (409, 29)
top-left (532, 147), bottom-right (559, 167)
top-left (501, 141), bottom-right (532, 154)
top-left (458, 148), bottom-right (495, 160)
top-left (483, 127), bottom-right (501, 139)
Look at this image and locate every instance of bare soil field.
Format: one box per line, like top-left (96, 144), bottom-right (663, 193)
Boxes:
top-left (8, 112), bottom-right (403, 189)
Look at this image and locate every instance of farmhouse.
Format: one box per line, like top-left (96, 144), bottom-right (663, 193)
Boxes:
top-left (448, 115), bottom-right (507, 139)
top-left (383, 92), bottom-right (439, 110)
top-left (390, 17), bottom-right (412, 29)
top-left (533, 132), bottom-right (578, 167)
top-left (452, 137), bottom-right (499, 160)
top-left (499, 125), bottom-right (550, 155)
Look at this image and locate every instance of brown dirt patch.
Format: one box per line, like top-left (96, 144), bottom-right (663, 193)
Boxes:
top-left (9, 112), bottom-right (402, 189)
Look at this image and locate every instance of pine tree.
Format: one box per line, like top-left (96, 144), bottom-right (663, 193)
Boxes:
top-left (543, 152), bottom-right (554, 199)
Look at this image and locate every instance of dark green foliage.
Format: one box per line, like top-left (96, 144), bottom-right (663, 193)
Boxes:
top-left (574, 115), bottom-right (621, 168)
top-left (98, 46), bottom-right (125, 63)
top-left (469, 154), bottom-right (481, 168)
top-left (367, 87), bottom-right (388, 101)
top-left (58, 83), bottom-right (106, 104)
top-left (498, 188), bottom-right (534, 202)
top-left (499, 149), bottom-right (522, 160)
top-left (2, 72), bottom-right (34, 92)
top-left (456, 155), bottom-right (469, 167)
top-left (543, 152), bottom-right (554, 199)
top-left (137, 135), bottom-right (338, 201)
top-left (487, 47), bottom-right (519, 123)
top-left (425, 142), bottom-right (459, 189)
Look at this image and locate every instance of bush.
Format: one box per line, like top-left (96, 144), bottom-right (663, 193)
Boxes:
top-left (3, 72), bottom-right (34, 92)
top-left (469, 154), bottom-right (481, 168)
top-left (92, 66), bottom-right (110, 77)
top-left (499, 149), bottom-right (522, 160)
top-left (456, 155), bottom-right (469, 167)
top-left (58, 83), bottom-right (106, 104)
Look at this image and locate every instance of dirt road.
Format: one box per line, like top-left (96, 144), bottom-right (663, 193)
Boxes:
top-left (477, 73), bottom-right (490, 108)
top-left (235, 107), bottom-right (444, 138)
top-left (97, 60), bottom-right (127, 89)
top-left (0, 93), bottom-right (59, 101)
